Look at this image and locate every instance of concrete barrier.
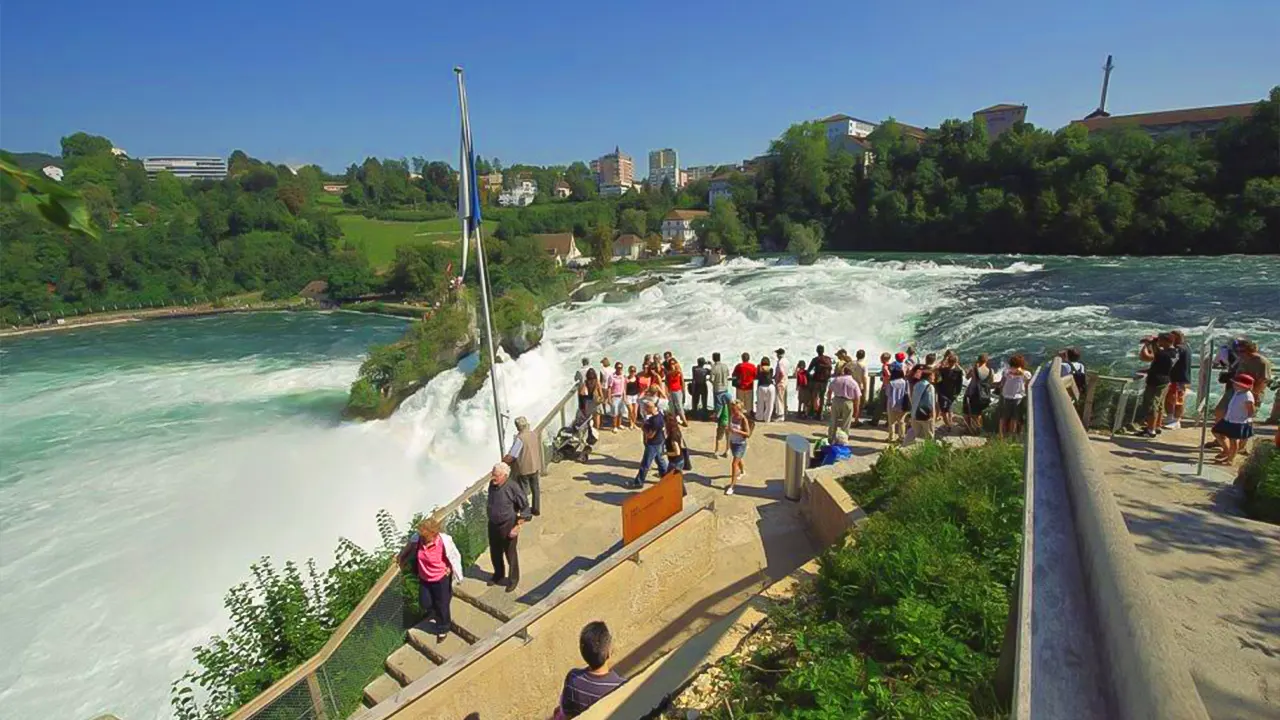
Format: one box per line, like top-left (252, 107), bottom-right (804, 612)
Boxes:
top-left (1042, 358), bottom-right (1210, 720)
top-left (799, 456), bottom-right (874, 548)
top-left (365, 504), bottom-right (717, 720)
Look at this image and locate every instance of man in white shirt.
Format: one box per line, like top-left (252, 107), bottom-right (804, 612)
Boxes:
top-left (773, 348), bottom-right (789, 421)
top-left (826, 365), bottom-right (862, 443)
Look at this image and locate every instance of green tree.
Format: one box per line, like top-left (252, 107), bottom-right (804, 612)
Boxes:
top-left (60, 132), bottom-right (113, 160)
top-left (783, 218), bottom-right (823, 264)
top-left (587, 224), bottom-right (615, 267)
top-left (695, 199), bottom-right (756, 255)
top-left (619, 208), bottom-right (647, 236)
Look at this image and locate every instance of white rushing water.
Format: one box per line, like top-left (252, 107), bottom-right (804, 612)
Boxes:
top-left (6, 254), bottom-right (1275, 720)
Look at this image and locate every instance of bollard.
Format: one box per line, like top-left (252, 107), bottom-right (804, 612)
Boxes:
top-left (783, 434), bottom-right (809, 501)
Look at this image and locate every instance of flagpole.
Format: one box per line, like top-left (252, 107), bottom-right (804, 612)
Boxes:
top-left (455, 67), bottom-right (507, 457)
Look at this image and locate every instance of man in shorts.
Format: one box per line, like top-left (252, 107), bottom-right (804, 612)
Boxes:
top-left (1138, 333), bottom-right (1178, 438)
top-left (809, 345), bottom-right (833, 419)
top-left (731, 352), bottom-right (757, 411)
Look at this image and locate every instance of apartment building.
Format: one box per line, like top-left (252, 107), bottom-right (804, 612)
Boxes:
top-left (648, 148), bottom-right (681, 190)
top-left (142, 156), bottom-right (229, 180)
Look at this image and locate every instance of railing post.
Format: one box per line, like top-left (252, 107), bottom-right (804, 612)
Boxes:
top-left (305, 671), bottom-right (330, 720)
top-left (1082, 373), bottom-right (1099, 428)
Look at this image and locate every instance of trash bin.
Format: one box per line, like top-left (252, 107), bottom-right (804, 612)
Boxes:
top-left (783, 433), bottom-right (810, 501)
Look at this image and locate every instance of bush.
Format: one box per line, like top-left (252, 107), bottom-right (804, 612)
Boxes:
top-left (1238, 440), bottom-right (1280, 524)
top-left (170, 510), bottom-right (410, 720)
top-left (707, 441), bottom-right (1024, 719)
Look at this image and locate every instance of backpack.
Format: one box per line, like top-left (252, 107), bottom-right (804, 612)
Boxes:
top-left (1070, 363), bottom-right (1087, 394)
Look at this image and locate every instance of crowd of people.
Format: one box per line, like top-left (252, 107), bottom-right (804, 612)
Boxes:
top-left (559, 344), bottom-right (1059, 496)
top-left (394, 335), bottom-right (1273, 719)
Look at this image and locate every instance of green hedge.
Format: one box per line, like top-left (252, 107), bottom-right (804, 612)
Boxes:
top-left (1239, 440), bottom-right (1280, 525)
top-left (706, 441), bottom-right (1024, 719)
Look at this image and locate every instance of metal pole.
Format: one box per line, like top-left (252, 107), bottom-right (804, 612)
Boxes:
top-left (1195, 326), bottom-right (1216, 476)
top-left (473, 226), bottom-right (506, 456)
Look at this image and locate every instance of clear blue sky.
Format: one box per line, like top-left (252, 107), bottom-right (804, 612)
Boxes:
top-left (3, 0), bottom-right (1277, 173)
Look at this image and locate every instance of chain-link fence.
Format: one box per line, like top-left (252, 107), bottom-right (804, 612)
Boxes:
top-left (235, 387), bottom-right (579, 720)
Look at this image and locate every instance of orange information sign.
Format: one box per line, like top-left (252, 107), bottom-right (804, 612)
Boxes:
top-left (621, 469), bottom-right (684, 544)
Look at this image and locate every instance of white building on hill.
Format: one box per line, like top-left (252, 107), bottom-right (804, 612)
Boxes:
top-left (498, 180), bottom-right (537, 207)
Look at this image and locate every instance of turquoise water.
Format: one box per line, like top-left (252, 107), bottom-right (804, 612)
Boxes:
top-left (1, 256), bottom-right (1277, 719)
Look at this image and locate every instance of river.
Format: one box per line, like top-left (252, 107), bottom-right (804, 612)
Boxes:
top-left (1, 254), bottom-right (1277, 719)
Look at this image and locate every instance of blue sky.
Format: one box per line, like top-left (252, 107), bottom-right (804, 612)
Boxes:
top-left (3, 0), bottom-right (1277, 173)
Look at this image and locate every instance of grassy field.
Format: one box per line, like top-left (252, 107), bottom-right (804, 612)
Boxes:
top-left (336, 214), bottom-right (475, 269)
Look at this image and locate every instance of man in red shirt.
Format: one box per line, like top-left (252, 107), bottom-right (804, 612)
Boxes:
top-left (731, 352), bottom-right (757, 412)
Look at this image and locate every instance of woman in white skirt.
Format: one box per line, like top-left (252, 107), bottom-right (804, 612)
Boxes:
top-left (754, 356), bottom-right (776, 423)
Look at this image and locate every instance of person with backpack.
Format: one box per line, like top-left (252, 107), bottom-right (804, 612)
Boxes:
top-left (934, 352), bottom-right (964, 431)
top-left (884, 366), bottom-right (909, 444)
top-left (397, 518), bottom-right (465, 643)
top-left (963, 354), bottom-right (994, 434)
top-left (999, 354), bottom-right (1033, 438)
top-left (908, 365), bottom-right (938, 442)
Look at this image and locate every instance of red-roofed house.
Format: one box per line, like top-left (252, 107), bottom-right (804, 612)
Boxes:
top-left (1071, 102), bottom-right (1257, 140)
top-left (661, 209), bottom-right (708, 253)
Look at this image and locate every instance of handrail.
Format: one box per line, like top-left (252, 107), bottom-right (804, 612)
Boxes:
top-left (230, 384), bottom-right (577, 719)
top-left (1042, 357), bottom-right (1209, 719)
top-left (357, 498), bottom-right (716, 720)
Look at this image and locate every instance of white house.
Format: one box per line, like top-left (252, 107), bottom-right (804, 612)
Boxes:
top-left (599, 184), bottom-right (631, 197)
top-left (661, 209), bottom-right (708, 253)
top-left (553, 180), bottom-right (572, 199)
top-left (614, 234), bottom-right (642, 260)
top-left (42, 165), bottom-right (64, 182)
top-left (498, 180), bottom-right (537, 207)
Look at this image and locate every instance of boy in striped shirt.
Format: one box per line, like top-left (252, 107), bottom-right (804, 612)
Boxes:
top-left (557, 621), bottom-right (626, 717)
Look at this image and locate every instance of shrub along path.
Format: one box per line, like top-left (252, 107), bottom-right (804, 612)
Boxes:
top-left (1092, 426), bottom-right (1280, 720)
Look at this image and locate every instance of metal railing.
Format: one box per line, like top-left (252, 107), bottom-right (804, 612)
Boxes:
top-left (231, 385), bottom-right (579, 720)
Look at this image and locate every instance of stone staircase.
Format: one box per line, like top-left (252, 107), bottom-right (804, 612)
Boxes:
top-left (361, 592), bottom-right (508, 708)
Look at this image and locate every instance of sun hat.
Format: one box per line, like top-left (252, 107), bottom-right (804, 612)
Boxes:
top-left (895, 352), bottom-right (906, 362)
top-left (1232, 375), bottom-right (1254, 390)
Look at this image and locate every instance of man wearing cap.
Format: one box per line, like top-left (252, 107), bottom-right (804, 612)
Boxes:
top-left (503, 416), bottom-right (544, 517)
top-left (633, 398), bottom-right (669, 488)
top-left (773, 348), bottom-right (789, 421)
top-left (826, 364), bottom-right (862, 443)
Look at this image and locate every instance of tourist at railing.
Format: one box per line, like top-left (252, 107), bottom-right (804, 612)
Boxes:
top-left (935, 351), bottom-right (964, 430)
top-left (754, 355), bottom-right (777, 423)
top-left (869, 352), bottom-right (892, 426)
top-left (1136, 333), bottom-right (1178, 437)
top-left (574, 358), bottom-right (591, 414)
top-left (850, 349), bottom-right (869, 423)
top-left (809, 345), bottom-right (833, 419)
top-left (963, 354), bottom-right (995, 434)
top-left (486, 462), bottom-right (529, 593)
top-left (503, 416), bottom-right (544, 517)
top-left (1212, 375), bottom-right (1257, 465)
top-left (909, 365), bottom-right (938, 443)
top-left (794, 359), bottom-right (810, 417)
top-left (665, 357), bottom-right (688, 426)
top-left (772, 348), bottom-right (789, 421)
top-left (731, 352), bottom-right (756, 413)
top-left (1164, 332), bottom-right (1191, 429)
top-left (397, 518), bottom-right (464, 644)
top-left (884, 366), bottom-right (909, 443)
top-left (826, 363), bottom-right (860, 443)
top-left (709, 352), bottom-right (732, 416)
top-left (554, 621), bottom-right (626, 719)
top-left (624, 365), bottom-right (641, 430)
top-left (606, 362), bottom-right (626, 433)
top-left (998, 354), bottom-right (1032, 438)
top-left (690, 357), bottom-right (711, 420)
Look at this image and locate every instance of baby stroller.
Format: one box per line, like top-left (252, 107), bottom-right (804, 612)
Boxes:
top-left (550, 405), bottom-right (598, 462)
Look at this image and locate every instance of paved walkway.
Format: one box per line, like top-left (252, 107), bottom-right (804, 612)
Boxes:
top-left (1092, 426), bottom-right (1280, 720)
top-left (460, 410), bottom-right (893, 671)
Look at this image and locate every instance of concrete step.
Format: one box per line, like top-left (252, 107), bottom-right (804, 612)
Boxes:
top-left (384, 643), bottom-right (436, 686)
top-left (450, 598), bottom-right (504, 642)
top-left (362, 672), bottom-right (401, 708)
top-left (407, 621), bottom-right (472, 664)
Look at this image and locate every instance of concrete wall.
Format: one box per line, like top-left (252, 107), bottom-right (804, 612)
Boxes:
top-left (799, 456), bottom-right (874, 548)
top-left (389, 508), bottom-right (717, 720)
